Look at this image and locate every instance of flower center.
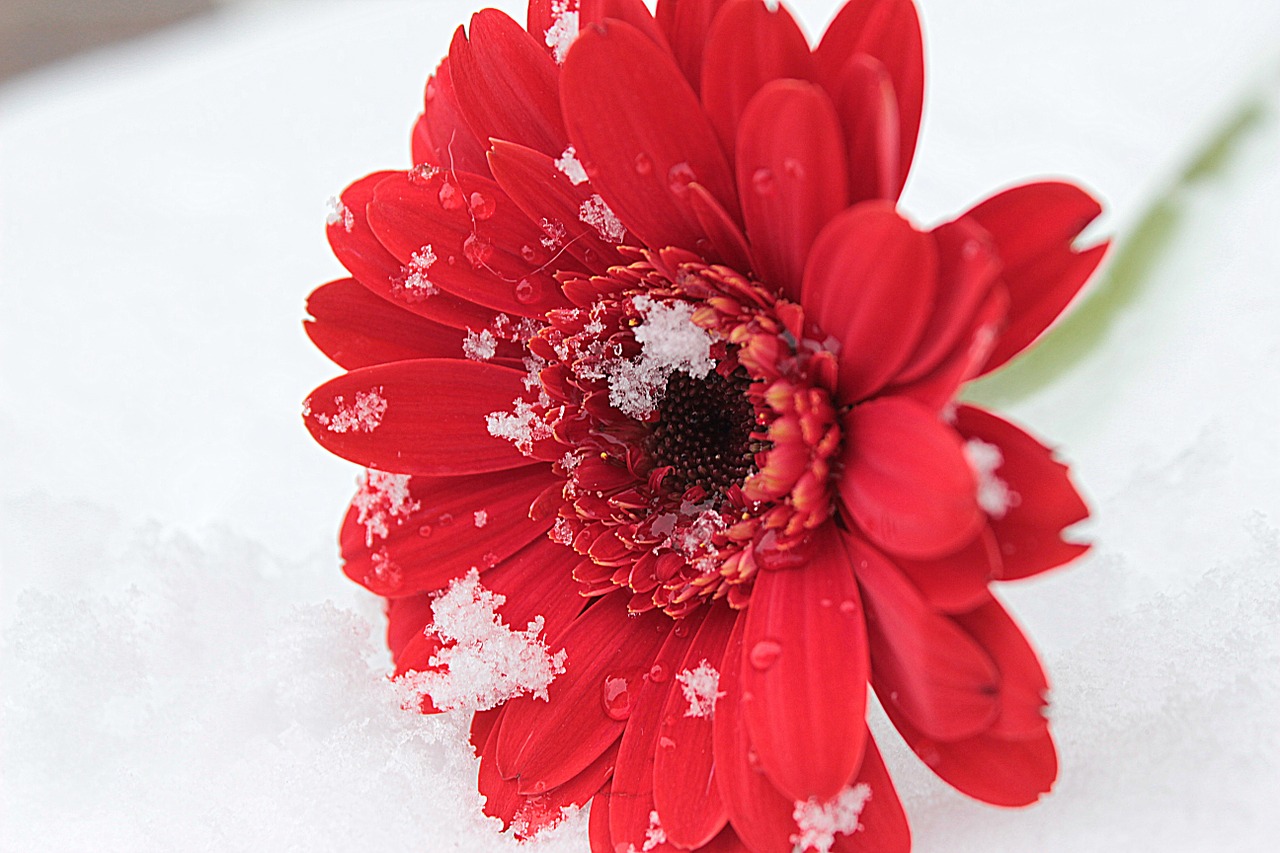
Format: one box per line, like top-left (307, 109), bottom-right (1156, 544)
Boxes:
top-left (648, 368), bottom-right (761, 500)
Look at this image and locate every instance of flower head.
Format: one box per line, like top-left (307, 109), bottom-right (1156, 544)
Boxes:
top-left (303, 1), bottom-right (1106, 850)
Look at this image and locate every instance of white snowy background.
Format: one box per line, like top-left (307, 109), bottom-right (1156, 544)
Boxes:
top-left (2, 0), bottom-right (1279, 850)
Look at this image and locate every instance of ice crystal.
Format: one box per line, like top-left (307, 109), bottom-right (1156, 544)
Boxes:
top-left (462, 327), bottom-right (498, 361)
top-left (352, 470), bottom-right (419, 546)
top-left (578, 194), bottom-right (627, 244)
top-left (544, 0), bottom-right (579, 65)
top-left (555, 145), bottom-right (589, 186)
top-left (791, 784), bottom-right (872, 853)
top-left (315, 387), bottom-right (387, 433)
top-left (676, 660), bottom-right (724, 718)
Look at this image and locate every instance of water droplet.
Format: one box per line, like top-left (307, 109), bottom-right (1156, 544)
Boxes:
top-left (614, 843), bottom-right (633, 853)
top-left (531, 780), bottom-right (547, 793)
top-left (819, 597), bottom-right (834, 609)
top-left (469, 192), bottom-right (496, 220)
top-left (463, 233), bottom-right (494, 268)
top-left (749, 639), bottom-right (783, 670)
top-left (438, 181), bottom-right (465, 210)
top-left (602, 673), bottom-right (637, 721)
top-left (417, 524), bottom-right (433, 538)
top-left (746, 748), bottom-right (764, 772)
top-left (751, 168), bottom-right (777, 196)
top-left (425, 79), bottom-right (438, 101)
top-left (668, 161), bottom-right (695, 196)
top-left (782, 157), bottom-right (805, 180)
top-left (962, 239), bottom-right (981, 259)
top-left (514, 278), bottom-right (540, 304)
top-left (520, 244), bottom-right (538, 263)
top-left (436, 512), bottom-right (454, 526)
top-left (633, 152), bottom-right (653, 175)
top-left (839, 599), bottom-right (857, 616)
top-left (658, 736), bottom-right (676, 750)
top-left (673, 622), bottom-right (690, 638)
top-left (648, 662), bottom-right (669, 683)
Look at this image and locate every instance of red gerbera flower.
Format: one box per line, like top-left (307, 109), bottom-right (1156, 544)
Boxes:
top-left (303, 1), bottom-right (1107, 850)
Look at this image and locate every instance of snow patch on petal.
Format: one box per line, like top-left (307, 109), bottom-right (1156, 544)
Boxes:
top-left (676, 659), bottom-right (724, 718)
top-left (579, 194), bottom-right (627, 244)
top-left (400, 245), bottom-right (439, 299)
top-left (397, 569), bottom-right (567, 712)
top-left (555, 145), bottom-right (589, 186)
top-left (352, 470), bottom-right (419, 546)
top-left (485, 398), bottom-right (552, 456)
top-left (791, 784), bottom-right (872, 853)
top-left (608, 297), bottom-right (717, 419)
top-left (544, 0), bottom-right (580, 65)
top-left (325, 196), bottom-right (353, 231)
top-left (315, 387), bottom-right (387, 433)
top-left (965, 437), bottom-right (1020, 518)
top-left (462, 327), bottom-right (498, 361)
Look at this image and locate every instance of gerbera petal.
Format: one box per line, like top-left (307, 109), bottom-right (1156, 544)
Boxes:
top-left (561, 19), bottom-right (739, 252)
top-left (713, 613), bottom-right (798, 852)
top-left (801, 203), bottom-right (936, 403)
top-left (849, 535), bottom-right (1001, 742)
top-left (687, 182), bottom-right (756, 273)
top-left (415, 57), bottom-right (492, 177)
top-left (482, 538), bottom-right (590, 646)
top-left (893, 527), bottom-right (999, 614)
top-left (496, 591), bottom-right (673, 791)
top-left (961, 181), bottom-right (1108, 373)
top-left (487, 139), bottom-right (629, 272)
top-left (839, 396), bottom-right (984, 559)
top-left (305, 278), bottom-right (484, 370)
top-left (609, 611), bottom-right (703, 853)
top-left (814, 0), bottom-right (923, 196)
top-left (742, 523), bottom-right (868, 802)
top-left (367, 170), bottom-right (574, 317)
top-left (829, 53), bottom-right (899, 204)
top-left (588, 784), bottom-right (614, 851)
top-left (735, 79), bottom-right (849, 302)
top-left (953, 595), bottom-right (1050, 739)
top-left (883, 700), bottom-right (1059, 807)
top-left (833, 739), bottom-right (911, 853)
top-left (342, 467), bottom-right (556, 599)
top-left (449, 10), bottom-right (568, 158)
top-left (386, 594), bottom-right (434, 665)
top-left (655, 0), bottom-right (729, 93)
top-left (327, 172), bottom-right (497, 330)
top-left (304, 359), bottom-right (541, 476)
top-left (700, 0), bottom-right (815, 158)
top-left (953, 405), bottom-right (1090, 579)
top-left (652, 603), bottom-right (738, 848)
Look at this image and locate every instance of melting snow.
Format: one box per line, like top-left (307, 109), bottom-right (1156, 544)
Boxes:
top-left (544, 0), bottom-right (579, 65)
top-left (791, 784), bottom-right (872, 853)
top-left (325, 195), bottom-right (353, 231)
top-left (315, 387), bottom-right (387, 433)
top-left (352, 470), bottom-right (419, 546)
top-left (555, 145), bottom-right (589, 186)
top-left (676, 660), bottom-right (724, 719)
top-left (607, 297), bottom-right (717, 419)
top-left (398, 569), bottom-right (567, 712)
top-left (473, 510), bottom-right (488, 529)
top-left (578, 194), bottom-right (627, 244)
top-left (462, 327), bottom-right (497, 361)
top-left (964, 437), bottom-right (1019, 518)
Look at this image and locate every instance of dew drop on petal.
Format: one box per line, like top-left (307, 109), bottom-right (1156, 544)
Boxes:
top-left (634, 152), bottom-right (653, 175)
top-left (463, 233), bottom-right (494, 268)
top-left (531, 780), bottom-right (547, 793)
top-left (520, 244), bottom-right (538, 263)
top-left (673, 622), bottom-right (690, 638)
top-left (439, 181), bottom-right (465, 210)
top-left (469, 192), bottom-right (496, 220)
top-left (648, 662), bottom-right (669, 683)
top-left (839, 599), bottom-right (857, 616)
top-left (658, 736), bottom-right (676, 750)
top-left (747, 747), bottom-right (764, 772)
top-left (782, 157), bottom-right (805, 180)
top-left (417, 524), bottom-right (433, 538)
top-left (752, 168), bottom-right (777, 196)
top-left (602, 673), bottom-right (637, 721)
top-left (668, 161), bottom-right (696, 196)
top-left (515, 278), bottom-right (540, 305)
top-left (748, 639), bottom-right (783, 670)
top-left (436, 512), bottom-right (454, 526)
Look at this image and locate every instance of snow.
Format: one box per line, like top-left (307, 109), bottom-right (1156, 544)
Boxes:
top-left (401, 244), bottom-right (439, 298)
top-left (578, 193), bottom-right (627, 243)
top-left (3, 1), bottom-right (1280, 851)
top-left (315, 387), bottom-right (388, 433)
top-left (675, 660), bottom-right (724, 719)
top-left (399, 570), bottom-right (567, 712)
top-left (791, 784), bottom-right (872, 853)
top-left (608, 296), bottom-right (717, 418)
top-left (963, 438), bottom-right (1017, 518)
top-left (544, 0), bottom-right (580, 65)
top-left (352, 469), bottom-right (419, 546)
top-left (555, 144), bottom-right (589, 186)
top-left (462, 327), bottom-right (498, 361)
top-left (486, 397), bottom-right (552, 456)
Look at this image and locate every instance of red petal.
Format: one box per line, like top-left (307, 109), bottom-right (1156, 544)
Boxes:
top-left (953, 405), bottom-right (1090, 579)
top-left (742, 523), bottom-right (868, 801)
top-left (839, 397), bottom-right (984, 560)
top-left (386, 594), bottom-right (433, 664)
top-left (449, 10), bottom-right (567, 158)
top-left (496, 591), bottom-right (673, 791)
top-left (609, 611), bottom-right (703, 852)
top-left (305, 278), bottom-right (481, 370)
top-left (327, 172), bottom-right (496, 330)
top-left (713, 613), bottom-right (798, 852)
top-left (653, 603), bottom-right (737, 848)
top-left (655, 0), bottom-right (729, 93)
top-left (829, 54), bottom-right (899, 203)
top-left (487, 140), bottom-right (629, 272)
top-left (736, 80), bottom-right (849, 302)
top-left (342, 467), bottom-right (557, 599)
top-left (700, 0), bottom-right (815, 158)
top-left (815, 0), bottom-right (923, 196)
top-left (561, 19), bottom-right (738, 252)
top-left (304, 359), bottom-right (542, 476)
top-left (416, 58), bottom-right (491, 177)
top-left (883, 699), bottom-right (1059, 806)
top-left (850, 535), bottom-right (1000, 741)
top-left (483, 538), bottom-right (589, 646)
top-left (801, 203), bottom-right (936, 403)
top-left (953, 595), bottom-right (1050, 739)
top-left (894, 527), bottom-right (999, 614)
top-left (961, 181), bottom-right (1108, 373)
top-left (588, 784), bottom-right (614, 852)
top-left (687, 182), bottom-right (755, 273)
top-left (368, 170), bottom-right (574, 317)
